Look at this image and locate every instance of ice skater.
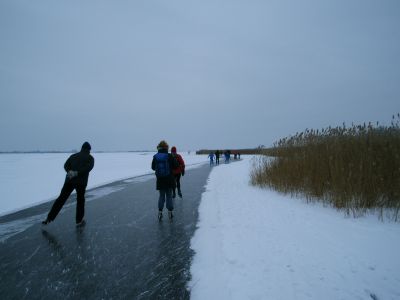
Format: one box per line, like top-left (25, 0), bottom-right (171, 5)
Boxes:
top-left (215, 150), bottom-right (220, 165)
top-left (208, 152), bottom-right (215, 166)
top-left (171, 146), bottom-right (185, 198)
top-left (152, 140), bottom-right (179, 220)
top-left (42, 142), bottom-right (94, 226)
top-left (224, 150), bottom-right (231, 163)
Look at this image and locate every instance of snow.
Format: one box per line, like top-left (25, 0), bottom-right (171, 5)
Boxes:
top-left (189, 157), bottom-right (400, 300)
top-left (0, 152), bottom-right (207, 216)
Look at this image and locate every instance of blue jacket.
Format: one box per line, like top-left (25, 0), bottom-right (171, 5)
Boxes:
top-left (151, 149), bottom-right (178, 190)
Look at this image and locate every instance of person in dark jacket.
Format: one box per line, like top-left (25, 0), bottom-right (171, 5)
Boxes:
top-left (171, 146), bottom-right (185, 198)
top-left (215, 150), bottom-right (220, 165)
top-left (42, 142), bottom-right (94, 226)
top-left (151, 140), bottom-right (178, 220)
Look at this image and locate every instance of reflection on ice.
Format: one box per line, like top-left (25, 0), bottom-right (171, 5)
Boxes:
top-left (123, 174), bottom-right (153, 183)
top-left (0, 214), bottom-right (46, 242)
top-left (86, 186), bottom-right (125, 200)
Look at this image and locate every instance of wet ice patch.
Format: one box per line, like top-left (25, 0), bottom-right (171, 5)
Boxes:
top-left (123, 174), bottom-right (153, 183)
top-left (0, 214), bottom-right (46, 242)
top-left (86, 186), bottom-right (125, 200)
top-left (0, 185), bottom-right (124, 243)
top-left (186, 162), bottom-right (207, 171)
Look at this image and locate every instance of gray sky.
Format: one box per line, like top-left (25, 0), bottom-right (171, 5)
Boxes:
top-left (1, 0), bottom-right (399, 152)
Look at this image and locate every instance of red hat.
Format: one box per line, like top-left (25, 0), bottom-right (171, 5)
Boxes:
top-left (171, 146), bottom-right (177, 153)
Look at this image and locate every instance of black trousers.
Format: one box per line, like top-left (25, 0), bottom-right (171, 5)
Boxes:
top-left (47, 180), bottom-right (86, 223)
top-left (173, 174), bottom-right (182, 195)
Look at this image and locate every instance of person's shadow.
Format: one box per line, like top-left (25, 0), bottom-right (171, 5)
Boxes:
top-left (41, 229), bottom-right (66, 259)
top-left (41, 226), bottom-right (95, 297)
top-left (41, 225), bottom-right (89, 269)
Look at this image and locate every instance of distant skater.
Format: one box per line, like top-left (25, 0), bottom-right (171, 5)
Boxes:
top-left (152, 140), bottom-right (178, 220)
top-left (215, 150), bottom-right (220, 165)
top-left (171, 146), bottom-right (185, 198)
top-left (224, 150), bottom-right (231, 163)
top-left (208, 152), bottom-right (215, 166)
top-left (42, 142), bottom-right (94, 226)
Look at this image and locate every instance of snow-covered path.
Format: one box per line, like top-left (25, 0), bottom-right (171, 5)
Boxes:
top-left (189, 158), bottom-right (400, 300)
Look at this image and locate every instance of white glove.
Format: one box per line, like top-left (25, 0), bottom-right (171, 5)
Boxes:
top-left (67, 170), bottom-right (78, 179)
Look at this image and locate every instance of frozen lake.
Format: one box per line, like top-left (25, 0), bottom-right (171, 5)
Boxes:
top-left (0, 152), bottom-right (207, 216)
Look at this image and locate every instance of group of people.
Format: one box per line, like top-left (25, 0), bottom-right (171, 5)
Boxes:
top-left (208, 150), bottom-right (240, 166)
top-left (42, 140), bottom-right (186, 226)
top-left (151, 140), bottom-right (185, 220)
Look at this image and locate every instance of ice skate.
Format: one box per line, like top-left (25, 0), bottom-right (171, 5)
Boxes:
top-left (76, 219), bottom-right (86, 227)
top-left (41, 218), bottom-right (51, 225)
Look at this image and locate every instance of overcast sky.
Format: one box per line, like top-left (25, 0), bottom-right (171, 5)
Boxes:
top-left (1, 0), bottom-right (399, 152)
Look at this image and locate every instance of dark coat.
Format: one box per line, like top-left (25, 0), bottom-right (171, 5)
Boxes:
top-left (64, 149), bottom-right (95, 186)
top-left (151, 149), bottom-right (178, 190)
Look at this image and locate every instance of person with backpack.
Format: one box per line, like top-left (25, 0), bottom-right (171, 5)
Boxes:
top-left (42, 142), bottom-right (94, 226)
top-left (208, 152), bottom-right (215, 166)
top-left (171, 146), bottom-right (185, 198)
top-left (224, 150), bottom-right (231, 163)
top-left (151, 140), bottom-right (179, 220)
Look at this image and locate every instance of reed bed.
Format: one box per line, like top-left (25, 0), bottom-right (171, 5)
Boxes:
top-left (251, 115), bottom-right (400, 220)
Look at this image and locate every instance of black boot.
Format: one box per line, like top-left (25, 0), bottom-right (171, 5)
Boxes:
top-left (42, 218), bottom-right (51, 225)
top-left (76, 219), bottom-right (86, 227)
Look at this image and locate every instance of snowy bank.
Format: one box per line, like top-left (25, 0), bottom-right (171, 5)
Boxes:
top-left (189, 157), bottom-right (400, 300)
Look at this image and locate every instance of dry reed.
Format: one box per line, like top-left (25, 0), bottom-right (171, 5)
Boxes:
top-left (251, 114), bottom-right (400, 220)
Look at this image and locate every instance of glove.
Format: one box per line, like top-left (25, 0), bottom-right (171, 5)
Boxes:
top-left (67, 170), bottom-right (78, 179)
top-left (181, 170), bottom-right (185, 176)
